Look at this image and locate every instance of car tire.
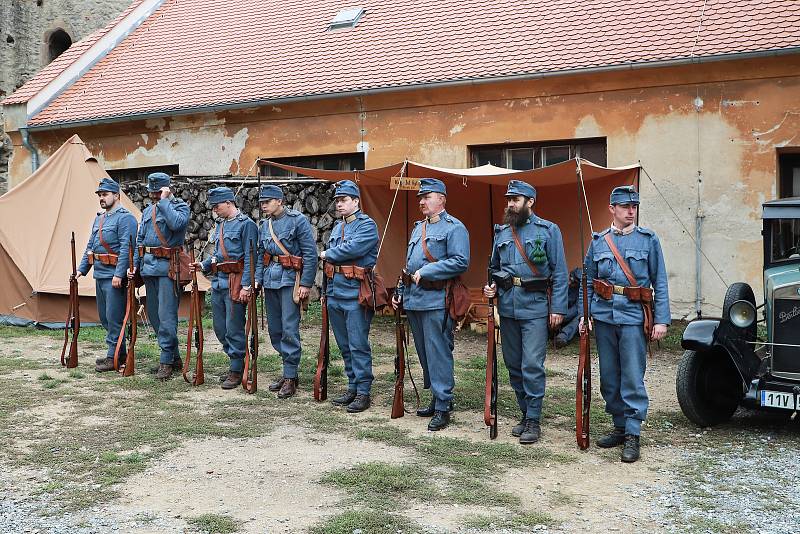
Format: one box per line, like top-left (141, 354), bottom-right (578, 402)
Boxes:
top-left (722, 282), bottom-right (757, 340)
top-left (676, 349), bottom-right (742, 427)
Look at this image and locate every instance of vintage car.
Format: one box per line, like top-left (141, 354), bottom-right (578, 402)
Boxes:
top-left (677, 197), bottom-right (800, 426)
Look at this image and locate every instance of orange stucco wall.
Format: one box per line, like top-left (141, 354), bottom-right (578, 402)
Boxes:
top-left (8, 55), bottom-right (800, 317)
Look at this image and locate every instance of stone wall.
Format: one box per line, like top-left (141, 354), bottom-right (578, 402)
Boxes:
top-left (0, 0), bottom-right (130, 194)
top-left (122, 180), bottom-right (337, 298)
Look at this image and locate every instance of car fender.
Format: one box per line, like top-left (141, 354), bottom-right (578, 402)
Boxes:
top-left (681, 319), bottom-right (761, 385)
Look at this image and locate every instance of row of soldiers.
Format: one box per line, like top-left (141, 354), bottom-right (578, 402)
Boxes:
top-left (78, 173), bottom-right (669, 463)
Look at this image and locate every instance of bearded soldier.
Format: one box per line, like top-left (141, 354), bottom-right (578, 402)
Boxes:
top-left (483, 180), bottom-right (568, 444)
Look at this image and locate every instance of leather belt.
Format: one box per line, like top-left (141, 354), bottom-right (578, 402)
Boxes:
top-left (401, 270), bottom-right (447, 291)
top-left (139, 245), bottom-right (175, 259)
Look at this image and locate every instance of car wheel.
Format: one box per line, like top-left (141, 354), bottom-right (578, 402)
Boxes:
top-left (676, 349), bottom-right (743, 427)
top-left (722, 282), bottom-right (757, 340)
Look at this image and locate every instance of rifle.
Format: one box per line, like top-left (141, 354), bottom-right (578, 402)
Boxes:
top-left (113, 238), bottom-right (136, 376)
top-left (60, 232), bottom-right (80, 369)
top-left (242, 242), bottom-right (258, 393)
top-left (390, 278), bottom-right (419, 418)
top-left (183, 249), bottom-right (204, 386)
top-left (484, 260), bottom-right (499, 439)
top-left (313, 274), bottom-right (329, 401)
top-left (576, 268), bottom-right (591, 450)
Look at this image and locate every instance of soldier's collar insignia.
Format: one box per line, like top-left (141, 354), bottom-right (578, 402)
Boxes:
top-left (426, 214), bottom-right (441, 224)
top-left (343, 212), bottom-right (358, 224)
top-left (611, 223), bottom-right (635, 235)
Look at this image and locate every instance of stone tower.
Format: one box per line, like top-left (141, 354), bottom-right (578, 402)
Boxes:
top-left (0, 0), bottom-right (131, 194)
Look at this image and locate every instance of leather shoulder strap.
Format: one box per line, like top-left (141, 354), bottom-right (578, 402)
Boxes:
top-left (151, 205), bottom-right (170, 248)
top-left (421, 221), bottom-right (437, 263)
top-left (268, 218), bottom-right (291, 256)
top-left (97, 213), bottom-right (114, 253)
top-left (603, 233), bottom-right (637, 287)
top-left (218, 221), bottom-right (231, 262)
top-left (510, 225), bottom-right (540, 276)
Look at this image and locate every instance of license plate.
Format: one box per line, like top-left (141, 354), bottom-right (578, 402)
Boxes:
top-left (760, 390), bottom-right (795, 410)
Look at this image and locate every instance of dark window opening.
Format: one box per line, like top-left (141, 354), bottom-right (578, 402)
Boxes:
top-left (107, 165), bottom-right (179, 184)
top-left (259, 153), bottom-right (365, 179)
top-left (778, 152), bottom-right (800, 198)
top-left (470, 138), bottom-right (607, 170)
top-left (47, 29), bottom-right (71, 63)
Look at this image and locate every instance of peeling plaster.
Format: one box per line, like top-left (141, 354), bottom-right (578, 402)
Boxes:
top-left (574, 115), bottom-right (602, 139)
top-left (449, 123), bottom-right (464, 136)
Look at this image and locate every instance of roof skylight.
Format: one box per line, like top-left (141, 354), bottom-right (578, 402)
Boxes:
top-left (328, 7), bottom-right (365, 30)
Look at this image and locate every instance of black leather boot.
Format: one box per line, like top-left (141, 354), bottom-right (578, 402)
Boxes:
top-left (518, 419), bottom-right (541, 444)
top-left (416, 398), bottom-right (436, 417)
top-left (596, 426), bottom-right (626, 448)
top-left (427, 410), bottom-right (450, 431)
top-left (268, 376), bottom-right (286, 392)
top-left (511, 417), bottom-right (528, 437)
top-left (346, 394), bottom-right (371, 413)
top-left (331, 390), bottom-right (357, 406)
top-left (621, 434), bottom-right (640, 463)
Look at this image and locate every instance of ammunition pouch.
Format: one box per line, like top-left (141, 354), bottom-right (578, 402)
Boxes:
top-left (593, 278), bottom-right (653, 302)
top-left (88, 252), bottom-right (119, 266)
top-left (265, 253), bottom-right (303, 271)
top-left (139, 245), bottom-right (173, 259)
top-left (324, 261), bottom-right (367, 281)
top-left (491, 271), bottom-right (513, 290)
top-left (519, 276), bottom-right (551, 293)
top-left (212, 260), bottom-right (244, 275)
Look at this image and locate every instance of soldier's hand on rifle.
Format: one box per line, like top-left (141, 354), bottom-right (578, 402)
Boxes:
top-left (549, 313), bottom-right (564, 330)
top-left (651, 324), bottom-right (668, 341)
top-left (411, 270), bottom-right (422, 285)
top-left (579, 316), bottom-right (593, 333)
top-left (189, 261), bottom-right (202, 273)
top-left (391, 294), bottom-right (401, 310)
top-left (126, 268), bottom-right (136, 280)
top-left (112, 276), bottom-right (123, 289)
top-left (74, 272), bottom-right (83, 279)
top-left (297, 286), bottom-right (310, 300)
top-left (239, 287), bottom-right (253, 301)
top-left (483, 283), bottom-right (497, 299)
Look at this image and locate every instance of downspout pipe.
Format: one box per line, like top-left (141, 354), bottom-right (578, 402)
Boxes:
top-left (19, 128), bottom-right (40, 172)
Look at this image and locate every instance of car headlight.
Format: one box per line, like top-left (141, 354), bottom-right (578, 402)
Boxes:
top-left (729, 300), bottom-right (756, 328)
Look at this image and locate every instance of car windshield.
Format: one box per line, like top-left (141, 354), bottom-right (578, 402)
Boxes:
top-left (770, 218), bottom-right (800, 263)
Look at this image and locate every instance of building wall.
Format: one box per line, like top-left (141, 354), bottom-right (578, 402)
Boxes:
top-left (0, 0), bottom-right (131, 194)
top-left (10, 55), bottom-right (800, 317)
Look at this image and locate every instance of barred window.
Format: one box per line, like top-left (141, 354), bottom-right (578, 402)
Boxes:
top-left (471, 138), bottom-right (606, 170)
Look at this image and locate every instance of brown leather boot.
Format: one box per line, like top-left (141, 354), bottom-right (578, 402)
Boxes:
top-left (95, 358), bottom-right (116, 372)
top-left (277, 377), bottom-right (297, 399)
top-left (221, 371), bottom-right (243, 390)
top-left (156, 363), bottom-right (173, 381)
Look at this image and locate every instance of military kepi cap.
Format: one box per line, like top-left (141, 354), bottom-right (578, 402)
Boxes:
top-left (417, 178), bottom-right (446, 196)
top-left (208, 186), bottom-right (235, 205)
top-left (610, 185), bottom-right (640, 205)
top-left (96, 177), bottom-right (120, 194)
top-left (333, 179), bottom-right (360, 199)
top-left (146, 172), bottom-right (171, 192)
top-left (259, 184), bottom-right (284, 201)
top-left (505, 179), bottom-right (536, 199)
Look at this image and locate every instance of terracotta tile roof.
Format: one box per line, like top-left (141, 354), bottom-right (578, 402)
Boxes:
top-left (1, 0), bottom-right (148, 106)
top-left (11, 0), bottom-right (800, 127)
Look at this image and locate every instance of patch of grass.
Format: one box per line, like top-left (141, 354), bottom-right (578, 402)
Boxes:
top-left (320, 462), bottom-right (434, 507)
top-left (68, 369), bottom-right (86, 379)
top-left (303, 407), bottom-right (352, 433)
top-left (415, 435), bottom-right (529, 474)
top-left (38, 372), bottom-right (53, 381)
top-left (310, 510), bottom-right (420, 534)
top-left (549, 488), bottom-right (575, 506)
top-left (186, 513), bottom-right (241, 534)
top-left (42, 378), bottom-right (68, 389)
top-left (354, 425), bottom-right (416, 448)
top-left (461, 510), bottom-right (557, 530)
top-left (443, 474), bottom-right (520, 507)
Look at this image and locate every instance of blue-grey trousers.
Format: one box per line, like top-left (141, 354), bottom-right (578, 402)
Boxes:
top-left (264, 286), bottom-right (301, 379)
top-left (211, 287), bottom-right (247, 372)
top-left (594, 319), bottom-right (648, 435)
top-left (558, 314), bottom-right (580, 343)
top-left (406, 309), bottom-right (455, 412)
top-left (499, 316), bottom-right (548, 421)
top-left (327, 297), bottom-right (374, 395)
top-left (96, 278), bottom-right (128, 360)
top-left (144, 276), bottom-right (180, 364)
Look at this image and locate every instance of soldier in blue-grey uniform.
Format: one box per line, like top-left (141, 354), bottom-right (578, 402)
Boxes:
top-left (189, 187), bottom-right (258, 390)
top-left (255, 184), bottom-right (318, 399)
top-left (320, 180), bottom-right (379, 413)
top-left (553, 267), bottom-right (583, 348)
top-left (392, 178), bottom-right (470, 431)
top-left (579, 185), bottom-right (670, 462)
top-left (483, 179), bottom-right (568, 444)
top-left (77, 177), bottom-right (139, 372)
top-left (133, 172), bottom-right (190, 380)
